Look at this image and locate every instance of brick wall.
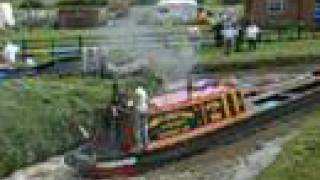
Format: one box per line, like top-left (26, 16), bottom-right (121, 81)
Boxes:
top-left (301, 0), bottom-right (316, 29)
top-left (245, 0), bottom-right (316, 29)
top-left (58, 8), bottom-right (103, 28)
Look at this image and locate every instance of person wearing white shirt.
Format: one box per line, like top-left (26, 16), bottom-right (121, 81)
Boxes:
top-left (246, 23), bottom-right (260, 50)
top-left (188, 26), bottom-right (200, 52)
top-left (26, 56), bottom-right (36, 67)
top-left (135, 86), bottom-right (149, 113)
top-left (0, 3), bottom-right (15, 29)
top-left (134, 86), bottom-right (149, 150)
top-left (3, 41), bottom-right (20, 64)
top-left (222, 24), bottom-right (238, 55)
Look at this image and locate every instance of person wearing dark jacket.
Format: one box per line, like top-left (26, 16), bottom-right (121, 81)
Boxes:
top-left (235, 24), bottom-right (244, 52)
top-left (213, 22), bottom-right (224, 47)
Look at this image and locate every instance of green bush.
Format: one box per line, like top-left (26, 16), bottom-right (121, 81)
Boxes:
top-left (19, 0), bottom-right (44, 9)
top-left (0, 77), bottom-right (112, 177)
top-left (56, 0), bottom-right (108, 6)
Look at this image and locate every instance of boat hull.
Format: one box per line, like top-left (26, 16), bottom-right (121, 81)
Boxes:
top-left (138, 84), bottom-right (320, 170)
top-left (67, 80), bottom-right (320, 178)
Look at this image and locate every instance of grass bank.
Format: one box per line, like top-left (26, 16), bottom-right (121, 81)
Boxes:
top-left (0, 76), bottom-right (113, 177)
top-left (256, 110), bottom-right (320, 180)
top-left (198, 39), bottom-right (320, 71)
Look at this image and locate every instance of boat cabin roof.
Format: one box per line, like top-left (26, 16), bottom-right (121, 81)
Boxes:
top-left (149, 85), bottom-right (233, 115)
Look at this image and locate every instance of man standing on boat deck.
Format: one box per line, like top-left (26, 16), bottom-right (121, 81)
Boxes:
top-left (134, 86), bottom-right (149, 151)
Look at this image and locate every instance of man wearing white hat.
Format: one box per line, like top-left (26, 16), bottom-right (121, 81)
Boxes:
top-left (134, 86), bottom-right (149, 150)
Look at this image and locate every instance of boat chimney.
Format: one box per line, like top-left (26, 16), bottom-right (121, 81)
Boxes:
top-left (187, 75), bottom-right (193, 100)
top-left (112, 75), bottom-right (119, 103)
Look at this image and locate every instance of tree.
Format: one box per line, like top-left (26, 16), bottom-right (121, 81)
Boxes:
top-left (56, 0), bottom-right (108, 6)
top-left (19, 0), bottom-right (44, 9)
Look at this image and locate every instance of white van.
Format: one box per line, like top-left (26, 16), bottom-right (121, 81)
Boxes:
top-left (157, 0), bottom-right (197, 23)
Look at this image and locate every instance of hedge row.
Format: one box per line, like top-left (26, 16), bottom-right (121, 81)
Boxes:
top-left (0, 77), bottom-right (112, 177)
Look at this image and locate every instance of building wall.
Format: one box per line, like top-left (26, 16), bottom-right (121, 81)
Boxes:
top-left (301, 0), bottom-right (316, 29)
top-left (58, 9), bottom-right (102, 28)
top-left (245, 0), bottom-right (316, 29)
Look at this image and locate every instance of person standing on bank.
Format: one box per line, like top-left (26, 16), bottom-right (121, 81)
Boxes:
top-left (213, 22), bottom-right (224, 47)
top-left (235, 23), bottom-right (245, 52)
top-left (222, 23), bottom-right (238, 56)
top-left (246, 22), bottom-right (260, 51)
top-left (188, 26), bottom-right (200, 52)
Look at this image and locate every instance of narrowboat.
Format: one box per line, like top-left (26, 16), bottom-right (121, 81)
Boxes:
top-left (65, 72), bottom-right (320, 178)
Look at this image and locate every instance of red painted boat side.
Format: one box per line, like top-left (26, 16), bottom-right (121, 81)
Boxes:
top-left (144, 111), bottom-right (253, 152)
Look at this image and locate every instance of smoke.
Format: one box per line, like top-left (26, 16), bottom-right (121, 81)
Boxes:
top-left (90, 6), bottom-right (198, 87)
top-left (147, 46), bottom-right (197, 82)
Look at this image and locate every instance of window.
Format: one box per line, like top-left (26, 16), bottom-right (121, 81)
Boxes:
top-left (236, 91), bottom-right (245, 112)
top-left (226, 93), bottom-right (237, 116)
top-left (315, 0), bottom-right (320, 24)
top-left (266, 0), bottom-right (286, 14)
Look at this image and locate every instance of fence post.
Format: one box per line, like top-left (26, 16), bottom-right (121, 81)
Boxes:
top-left (78, 35), bottom-right (83, 57)
top-left (78, 35), bottom-right (84, 78)
top-left (297, 25), bottom-right (302, 40)
top-left (51, 38), bottom-right (55, 64)
top-left (278, 28), bottom-right (281, 41)
top-left (50, 38), bottom-right (57, 76)
top-left (21, 38), bottom-right (27, 62)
